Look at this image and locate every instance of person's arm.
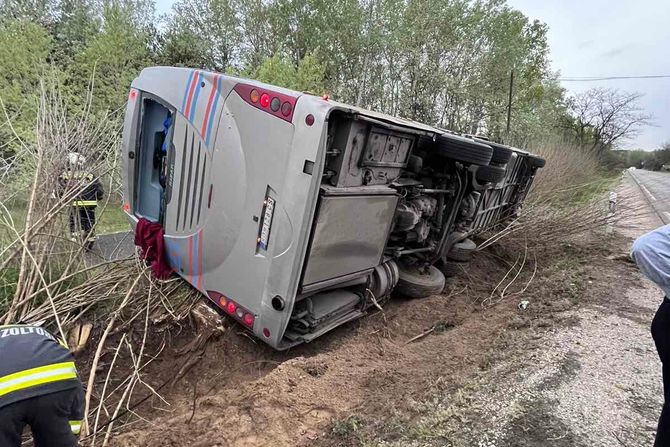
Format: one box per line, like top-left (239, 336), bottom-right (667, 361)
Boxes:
top-left (631, 224), bottom-right (670, 296)
top-left (94, 179), bottom-right (104, 201)
top-left (69, 385), bottom-right (84, 436)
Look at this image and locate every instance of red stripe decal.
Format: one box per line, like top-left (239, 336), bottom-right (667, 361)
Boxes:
top-left (197, 231), bottom-right (203, 290)
top-left (184, 71), bottom-right (199, 118)
top-left (201, 74), bottom-right (219, 136)
top-left (188, 234), bottom-right (194, 283)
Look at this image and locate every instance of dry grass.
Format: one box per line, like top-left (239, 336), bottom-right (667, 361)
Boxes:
top-left (0, 74), bottom-right (200, 445)
top-left (530, 140), bottom-right (603, 198)
top-left (473, 139), bottom-right (649, 308)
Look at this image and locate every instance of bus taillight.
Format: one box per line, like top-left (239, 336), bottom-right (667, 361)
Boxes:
top-left (207, 290), bottom-right (256, 329)
top-left (234, 83), bottom-right (296, 123)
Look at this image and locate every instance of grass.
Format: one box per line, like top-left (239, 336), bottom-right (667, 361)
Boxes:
top-left (1, 201), bottom-right (129, 248)
top-left (0, 267), bottom-right (18, 314)
top-left (96, 203), bottom-right (130, 234)
top-left (527, 139), bottom-right (621, 207)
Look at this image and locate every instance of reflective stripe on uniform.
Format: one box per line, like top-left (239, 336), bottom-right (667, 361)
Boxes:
top-left (69, 420), bottom-right (81, 435)
top-left (72, 201), bottom-right (97, 207)
top-left (62, 172), bottom-right (93, 181)
top-left (0, 362), bottom-right (77, 398)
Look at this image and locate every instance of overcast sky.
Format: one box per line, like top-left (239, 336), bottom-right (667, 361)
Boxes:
top-left (503, 0), bottom-right (670, 150)
top-left (154, 0), bottom-right (670, 150)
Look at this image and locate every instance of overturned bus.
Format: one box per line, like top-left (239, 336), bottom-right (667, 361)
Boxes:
top-left (122, 67), bottom-right (545, 349)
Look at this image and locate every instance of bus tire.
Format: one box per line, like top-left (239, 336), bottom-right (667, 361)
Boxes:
top-left (487, 142), bottom-right (514, 165)
top-left (434, 134), bottom-right (493, 166)
top-left (447, 239), bottom-right (477, 262)
top-left (527, 154), bottom-right (546, 168)
top-left (395, 264), bottom-right (445, 298)
top-left (437, 260), bottom-right (463, 278)
top-left (476, 165), bottom-right (507, 184)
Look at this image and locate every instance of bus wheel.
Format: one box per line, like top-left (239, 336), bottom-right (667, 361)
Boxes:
top-left (527, 154), bottom-right (546, 168)
top-left (487, 142), bottom-right (514, 165)
top-left (475, 165), bottom-right (507, 184)
top-left (437, 259), bottom-right (464, 278)
top-left (447, 239), bottom-right (477, 262)
top-left (434, 134), bottom-right (493, 166)
top-left (395, 264), bottom-right (446, 298)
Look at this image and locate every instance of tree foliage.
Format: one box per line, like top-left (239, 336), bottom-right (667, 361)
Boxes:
top-left (0, 0), bottom-right (654, 164)
top-left (70, 0), bottom-right (154, 113)
top-left (564, 88), bottom-right (653, 155)
top-left (607, 142), bottom-right (670, 171)
top-left (0, 19), bottom-right (53, 157)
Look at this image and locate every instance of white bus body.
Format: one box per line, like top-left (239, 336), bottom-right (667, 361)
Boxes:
top-left (122, 66), bottom-right (541, 349)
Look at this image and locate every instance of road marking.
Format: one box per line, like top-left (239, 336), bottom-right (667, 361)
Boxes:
top-left (640, 184), bottom-right (657, 201)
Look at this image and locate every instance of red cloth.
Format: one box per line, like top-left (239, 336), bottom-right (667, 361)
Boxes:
top-left (134, 218), bottom-right (172, 280)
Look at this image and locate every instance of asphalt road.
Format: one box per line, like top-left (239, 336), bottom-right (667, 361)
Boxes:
top-left (88, 230), bottom-right (135, 262)
top-left (629, 168), bottom-right (670, 224)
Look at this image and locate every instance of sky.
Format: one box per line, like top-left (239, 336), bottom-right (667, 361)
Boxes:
top-left (506, 0), bottom-right (670, 151)
top-left (154, 0), bottom-right (670, 150)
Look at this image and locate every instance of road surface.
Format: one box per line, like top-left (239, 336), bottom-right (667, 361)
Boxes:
top-left (88, 230), bottom-right (134, 262)
top-left (629, 168), bottom-right (670, 224)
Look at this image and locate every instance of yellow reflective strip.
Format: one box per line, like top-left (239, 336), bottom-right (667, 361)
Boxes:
top-left (0, 362), bottom-right (76, 386)
top-left (72, 201), bottom-right (97, 206)
top-left (0, 372), bottom-right (77, 398)
top-left (69, 421), bottom-right (82, 435)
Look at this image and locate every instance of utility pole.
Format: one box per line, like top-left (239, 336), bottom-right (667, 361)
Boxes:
top-left (506, 70), bottom-right (514, 137)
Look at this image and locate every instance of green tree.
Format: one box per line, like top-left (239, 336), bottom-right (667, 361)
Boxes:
top-left (52, 0), bottom-right (100, 62)
top-left (0, 19), bottom-right (53, 157)
top-left (248, 52), bottom-right (326, 93)
top-left (160, 0), bottom-right (241, 71)
top-left (69, 0), bottom-right (153, 114)
top-left (0, 0), bottom-right (56, 25)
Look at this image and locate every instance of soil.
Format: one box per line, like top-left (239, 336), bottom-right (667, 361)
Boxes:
top-left (89, 174), bottom-right (663, 447)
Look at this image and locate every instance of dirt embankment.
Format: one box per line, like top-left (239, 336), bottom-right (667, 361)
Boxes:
top-left (97, 177), bottom-right (659, 447)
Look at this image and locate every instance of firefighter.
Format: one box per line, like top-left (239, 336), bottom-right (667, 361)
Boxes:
top-left (60, 153), bottom-right (104, 249)
top-left (0, 324), bottom-right (84, 446)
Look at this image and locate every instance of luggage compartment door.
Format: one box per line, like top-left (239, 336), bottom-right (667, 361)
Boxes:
top-left (301, 192), bottom-right (398, 288)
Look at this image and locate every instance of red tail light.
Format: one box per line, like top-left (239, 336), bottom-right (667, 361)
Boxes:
top-left (243, 313), bottom-right (254, 327)
top-left (260, 93), bottom-right (270, 108)
top-left (234, 83), bottom-right (296, 123)
top-left (207, 291), bottom-right (256, 329)
top-left (227, 301), bottom-right (236, 314)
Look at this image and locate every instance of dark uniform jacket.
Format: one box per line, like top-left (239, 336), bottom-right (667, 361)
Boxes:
top-left (0, 325), bottom-right (80, 409)
top-left (58, 171), bottom-right (104, 207)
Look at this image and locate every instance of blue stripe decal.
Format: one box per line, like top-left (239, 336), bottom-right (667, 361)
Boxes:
top-left (189, 72), bottom-right (204, 122)
top-left (181, 70), bottom-right (195, 113)
top-left (164, 238), bottom-right (178, 271)
top-left (192, 232), bottom-right (199, 279)
top-left (205, 76), bottom-right (222, 146)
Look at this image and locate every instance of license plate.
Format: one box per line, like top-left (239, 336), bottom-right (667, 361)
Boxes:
top-left (258, 196), bottom-right (275, 251)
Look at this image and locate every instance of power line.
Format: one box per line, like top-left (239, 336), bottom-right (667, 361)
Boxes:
top-left (558, 74), bottom-right (670, 82)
